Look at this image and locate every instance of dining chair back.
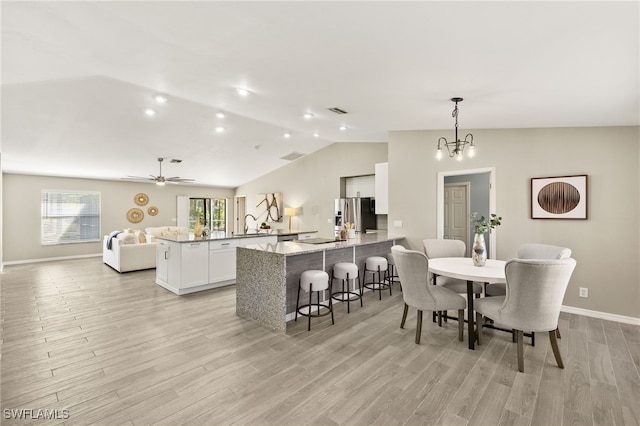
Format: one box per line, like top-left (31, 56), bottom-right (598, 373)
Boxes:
top-left (391, 245), bottom-right (466, 344)
top-left (517, 243), bottom-right (572, 259)
top-left (475, 258), bottom-right (577, 372)
top-left (422, 239), bottom-right (483, 296)
top-left (486, 243), bottom-right (572, 297)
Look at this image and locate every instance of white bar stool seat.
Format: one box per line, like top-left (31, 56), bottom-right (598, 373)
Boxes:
top-left (331, 262), bottom-right (363, 313)
top-left (385, 253), bottom-right (401, 290)
top-left (295, 270), bottom-right (334, 331)
top-left (363, 256), bottom-right (391, 300)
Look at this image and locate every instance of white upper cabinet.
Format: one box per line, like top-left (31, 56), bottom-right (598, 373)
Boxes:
top-left (375, 162), bottom-right (388, 214)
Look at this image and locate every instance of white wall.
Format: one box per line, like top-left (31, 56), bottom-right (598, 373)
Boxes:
top-left (388, 126), bottom-right (640, 319)
top-left (2, 174), bottom-right (235, 263)
top-left (235, 142), bottom-right (388, 237)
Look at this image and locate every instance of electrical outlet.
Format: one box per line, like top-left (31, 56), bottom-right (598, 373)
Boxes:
top-left (394, 220), bottom-right (403, 228)
top-left (579, 287), bottom-right (588, 298)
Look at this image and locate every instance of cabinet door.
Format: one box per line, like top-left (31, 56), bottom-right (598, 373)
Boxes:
top-left (156, 241), bottom-right (170, 283)
top-left (297, 232), bottom-right (317, 240)
top-left (180, 242), bottom-right (209, 288)
top-left (209, 248), bottom-right (237, 283)
top-left (375, 162), bottom-right (389, 214)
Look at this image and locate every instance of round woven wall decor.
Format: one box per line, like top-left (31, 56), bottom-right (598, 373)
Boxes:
top-left (147, 206), bottom-right (159, 216)
top-left (134, 193), bottom-right (149, 206)
top-left (127, 208), bottom-right (144, 223)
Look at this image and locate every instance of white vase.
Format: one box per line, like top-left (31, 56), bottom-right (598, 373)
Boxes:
top-left (347, 229), bottom-right (356, 239)
top-left (472, 233), bottom-right (487, 267)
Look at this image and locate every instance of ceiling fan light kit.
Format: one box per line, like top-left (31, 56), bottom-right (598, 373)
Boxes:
top-left (124, 157), bottom-right (195, 185)
top-left (435, 97), bottom-right (476, 161)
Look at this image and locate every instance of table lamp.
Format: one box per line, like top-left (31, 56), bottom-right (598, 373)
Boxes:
top-left (284, 207), bottom-right (297, 230)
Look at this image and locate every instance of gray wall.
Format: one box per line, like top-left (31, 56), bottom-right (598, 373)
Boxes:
top-left (235, 142), bottom-right (388, 237)
top-left (2, 174), bottom-right (235, 262)
top-left (389, 126), bottom-right (639, 319)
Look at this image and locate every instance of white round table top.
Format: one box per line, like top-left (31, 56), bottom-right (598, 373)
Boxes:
top-left (428, 257), bottom-right (507, 283)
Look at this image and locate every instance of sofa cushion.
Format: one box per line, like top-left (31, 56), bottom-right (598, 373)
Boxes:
top-left (118, 229), bottom-right (137, 245)
top-left (136, 230), bottom-right (147, 243)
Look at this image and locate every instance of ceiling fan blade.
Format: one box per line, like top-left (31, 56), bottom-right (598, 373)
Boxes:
top-left (167, 177), bottom-right (195, 182)
top-left (123, 176), bottom-right (154, 181)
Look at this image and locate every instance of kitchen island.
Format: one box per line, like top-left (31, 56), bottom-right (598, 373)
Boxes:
top-left (156, 229), bottom-right (316, 295)
top-left (236, 232), bottom-right (404, 332)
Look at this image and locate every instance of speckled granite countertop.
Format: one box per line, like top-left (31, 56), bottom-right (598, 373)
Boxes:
top-left (157, 229), bottom-right (317, 243)
top-left (240, 232), bottom-right (403, 256)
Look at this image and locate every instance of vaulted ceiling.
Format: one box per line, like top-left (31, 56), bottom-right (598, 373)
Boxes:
top-left (2, 1), bottom-right (638, 187)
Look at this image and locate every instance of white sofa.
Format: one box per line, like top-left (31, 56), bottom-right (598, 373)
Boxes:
top-left (103, 226), bottom-right (188, 273)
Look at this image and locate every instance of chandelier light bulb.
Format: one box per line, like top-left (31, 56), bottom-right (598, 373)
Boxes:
top-left (467, 144), bottom-right (476, 158)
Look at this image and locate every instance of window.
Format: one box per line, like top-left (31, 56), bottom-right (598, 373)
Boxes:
top-left (41, 190), bottom-right (101, 245)
top-left (189, 198), bottom-right (226, 232)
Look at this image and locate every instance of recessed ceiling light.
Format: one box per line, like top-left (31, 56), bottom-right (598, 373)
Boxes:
top-left (144, 108), bottom-right (157, 116)
top-left (216, 112), bottom-right (225, 119)
top-left (313, 132), bottom-right (320, 138)
top-left (284, 132), bottom-right (291, 138)
top-left (303, 113), bottom-right (314, 119)
top-left (236, 88), bottom-right (250, 96)
top-left (339, 125), bottom-right (348, 131)
top-left (153, 94), bottom-right (167, 104)
top-left (215, 126), bottom-right (225, 133)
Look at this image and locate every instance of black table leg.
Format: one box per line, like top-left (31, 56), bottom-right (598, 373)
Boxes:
top-left (467, 279), bottom-right (475, 350)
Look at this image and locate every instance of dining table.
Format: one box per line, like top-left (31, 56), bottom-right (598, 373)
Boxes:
top-left (428, 257), bottom-right (506, 349)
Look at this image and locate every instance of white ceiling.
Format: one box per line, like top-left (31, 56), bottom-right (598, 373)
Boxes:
top-left (2, 1), bottom-right (638, 187)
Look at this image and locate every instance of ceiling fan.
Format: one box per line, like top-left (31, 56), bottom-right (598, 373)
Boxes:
top-left (123, 157), bottom-right (195, 185)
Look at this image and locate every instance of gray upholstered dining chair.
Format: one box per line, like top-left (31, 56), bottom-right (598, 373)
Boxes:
top-left (475, 258), bottom-right (577, 372)
top-left (391, 245), bottom-right (466, 344)
top-left (422, 239), bottom-right (483, 296)
top-left (485, 243), bottom-right (572, 297)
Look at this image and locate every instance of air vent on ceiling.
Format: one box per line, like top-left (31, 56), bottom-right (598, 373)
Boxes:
top-left (170, 159), bottom-right (182, 163)
top-left (327, 107), bottom-right (348, 115)
top-left (280, 152), bottom-right (306, 161)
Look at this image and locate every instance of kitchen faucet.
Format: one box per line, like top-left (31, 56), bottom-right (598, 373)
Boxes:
top-left (244, 214), bottom-right (258, 233)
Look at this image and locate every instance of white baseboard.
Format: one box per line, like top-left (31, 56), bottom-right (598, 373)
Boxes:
top-left (561, 305), bottom-right (640, 326)
top-left (2, 253), bottom-right (102, 267)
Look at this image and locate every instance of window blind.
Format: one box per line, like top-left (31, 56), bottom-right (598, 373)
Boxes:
top-left (41, 190), bottom-right (101, 245)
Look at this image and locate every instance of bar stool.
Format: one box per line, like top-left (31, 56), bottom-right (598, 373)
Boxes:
top-left (295, 270), bottom-right (334, 331)
top-left (363, 256), bottom-right (390, 300)
top-left (384, 253), bottom-right (401, 291)
top-left (331, 262), bottom-right (363, 313)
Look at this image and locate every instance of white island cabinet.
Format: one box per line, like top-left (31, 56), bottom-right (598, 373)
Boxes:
top-left (155, 233), bottom-right (303, 295)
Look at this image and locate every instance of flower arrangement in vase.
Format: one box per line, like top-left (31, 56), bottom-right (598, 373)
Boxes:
top-left (470, 212), bottom-right (502, 266)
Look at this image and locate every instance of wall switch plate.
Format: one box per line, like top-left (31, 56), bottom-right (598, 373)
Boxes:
top-left (327, 218), bottom-right (332, 224)
top-left (394, 220), bottom-right (403, 228)
top-left (579, 287), bottom-right (588, 298)
top-left (171, 217), bottom-right (177, 222)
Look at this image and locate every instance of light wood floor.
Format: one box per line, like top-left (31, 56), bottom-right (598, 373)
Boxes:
top-left (1, 258), bottom-right (639, 425)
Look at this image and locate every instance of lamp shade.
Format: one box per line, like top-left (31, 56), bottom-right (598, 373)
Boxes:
top-left (284, 207), bottom-right (297, 216)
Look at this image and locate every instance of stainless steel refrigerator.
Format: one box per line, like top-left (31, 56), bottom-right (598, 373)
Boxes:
top-left (334, 197), bottom-right (377, 235)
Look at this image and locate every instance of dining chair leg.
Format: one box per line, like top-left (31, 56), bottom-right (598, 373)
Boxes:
top-left (475, 312), bottom-right (483, 345)
top-left (438, 311), bottom-right (443, 327)
top-left (458, 309), bottom-right (464, 341)
top-left (400, 303), bottom-right (408, 328)
top-left (415, 310), bottom-right (423, 344)
top-left (556, 327), bottom-right (561, 339)
top-left (516, 330), bottom-right (524, 372)
top-left (549, 329), bottom-right (564, 369)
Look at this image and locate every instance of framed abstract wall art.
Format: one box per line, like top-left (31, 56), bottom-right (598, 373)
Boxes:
top-left (531, 175), bottom-right (587, 219)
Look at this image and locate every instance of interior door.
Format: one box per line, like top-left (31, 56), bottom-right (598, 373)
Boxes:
top-left (444, 183), bottom-right (470, 255)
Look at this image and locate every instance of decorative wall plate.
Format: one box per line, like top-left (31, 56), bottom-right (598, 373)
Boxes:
top-left (127, 208), bottom-right (144, 223)
top-left (147, 206), bottom-right (159, 216)
top-left (134, 193), bottom-right (149, 206)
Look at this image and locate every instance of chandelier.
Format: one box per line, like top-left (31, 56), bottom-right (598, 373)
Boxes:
top-left (436, 97), bottom-right (475, 161)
